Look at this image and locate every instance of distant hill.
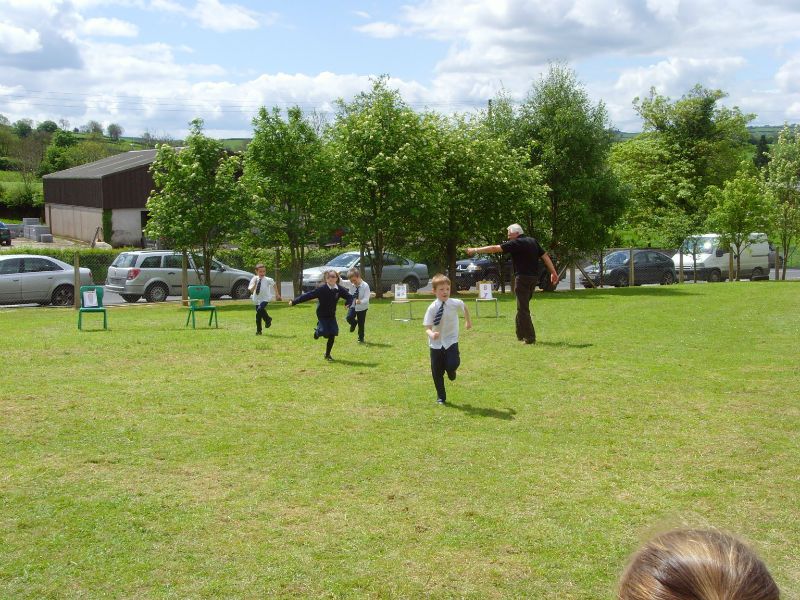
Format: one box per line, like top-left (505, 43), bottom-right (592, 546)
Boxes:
top-left (612, 124), bottom-right (798, 144)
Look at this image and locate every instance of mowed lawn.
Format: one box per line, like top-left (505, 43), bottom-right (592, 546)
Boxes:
top-left (1, 284), bottom-right (798, 599)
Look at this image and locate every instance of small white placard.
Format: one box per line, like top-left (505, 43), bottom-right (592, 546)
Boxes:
top-left (394, 283), bottom-right (407, 300)
top-left (478, 282), bottom-right (493, 300)
top-left (83, 289), bottom-right (98, 307)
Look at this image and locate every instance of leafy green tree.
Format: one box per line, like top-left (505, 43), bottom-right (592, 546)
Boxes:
top-left (425, 112), bottom-right (546, 287)
top-left (82, 120), bottom-right (104, 136)
top-left (516, 64), bottom-right (624, 260)
top-left (328, 76), bottom-right (433, 296)
top-left (36, 120), bottom-right (59, 133)
top-left (13, 119), bottom-right (33, 138)
top-left (753, 134), bottom-right (770, 170)
top-left (765, 125), bottom-right (800, 279)
top-left (38, 130), bottom-right (79, 175)
top-left (145, 119), bottom-right (244, 284)
top-left (107, 123), bottom-right (123, 141)
top-left (705, 162), bottom-right (772, 279)
top-left (242, 106), bottom-right (329, 295)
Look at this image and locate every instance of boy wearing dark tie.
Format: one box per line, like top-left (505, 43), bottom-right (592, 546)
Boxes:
top-left (248, 263), bottom-right (275, 335)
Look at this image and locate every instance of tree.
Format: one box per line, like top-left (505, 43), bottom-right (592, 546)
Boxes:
top-left (753, 134), bottom-right (770, 170)
top-left (705, 162), bottom-right (772, 280)
top-left (242, 106), bottom-right (329, 295)
top-left (13, 119), bottom-right (33, 138)
top-left (424, 112), bottom-right (546, 287)
top-left (516, 64), bottom-right (624, 260)
top-left (38, 130), bottom-right (79, 176)
top-left (82, 120), bottom-right (104, 135)
top-left (765, 125), bottom-right (800, 279)
top-left (0, 114), bottom-right (10, 126)
top-left (328, 76), bottom-right (433, 297)
top-left (145, 119), bottom-right (244, 284)
top-left (107, 123), bottom-right (124, 141)
top-left (37, 120), bottom-right (59, 133)
top-left (58, 118), bottom-right (70, 131)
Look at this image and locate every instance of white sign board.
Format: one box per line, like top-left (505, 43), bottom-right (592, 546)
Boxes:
top-left (82, 289), bottom-right (98, 307)
top-left (394, 283), bottom-right (408, 300)
top-left (478, 282), bottom-right (493, 300)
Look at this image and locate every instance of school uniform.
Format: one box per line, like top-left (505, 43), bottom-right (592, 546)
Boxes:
top-left (423, 297), bottom-right (466, 403)
top-left (249, 275), bottom-right (275, 334)
top-left (345, 280), bottom-right (370, 342)
top-left (292, 283), bottom-right (353, 338)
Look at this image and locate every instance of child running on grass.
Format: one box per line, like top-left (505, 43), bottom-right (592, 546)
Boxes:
top-left (345, 267), bottom-right (370, 344)
top-left (424, 273), bottom-right (471, 405)
top-left (289, 268), bottom-right (353, 361)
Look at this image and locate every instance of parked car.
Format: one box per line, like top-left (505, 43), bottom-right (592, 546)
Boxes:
top-left (302, 251), bottom-right (429, 293)
top-left (105, 250), bottom-right (253, 302)
top-left (0, 254), bottom-right (93, 306)
top-left (580, 250), bottom-right (677, 287)
top-left (454, 254), bottom-right (562, 292)
top-left (0, 222), bottom-right (11, 246)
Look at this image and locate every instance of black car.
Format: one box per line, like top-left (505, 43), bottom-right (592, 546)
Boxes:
top-left (0, 222), bottom-right (11, 246)
top-left (580, 249), bottom-right (677, 287)
top-left (454, 254), bottom-right (560, 292)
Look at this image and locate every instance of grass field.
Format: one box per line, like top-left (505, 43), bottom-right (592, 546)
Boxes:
top-left (0, 170), bottom-right (43, 196)
top-left (1, 284), bottom-right (798, 598)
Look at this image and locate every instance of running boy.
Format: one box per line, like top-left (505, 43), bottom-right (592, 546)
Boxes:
top-left (248, 263), bottom-right (275, 335)
top-left (346, 267), bottom-right (370, 343)
top-left (289, 269), bottom-right (353, 361)
top-left (424, 273), bottom-right (472, 405)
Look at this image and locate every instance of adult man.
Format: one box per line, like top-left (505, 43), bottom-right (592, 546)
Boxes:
top-left (467, 224), bottom-right (558, 344)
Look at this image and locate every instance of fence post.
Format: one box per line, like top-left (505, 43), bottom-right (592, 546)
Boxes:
top-left (274, 246), bottom-right (282, 301)
top-left (569, 264), bottom-right (575, 290)
top-left (181, 251), bottom-right (188, 303)
top-left (73, 252), bottom-right (80, 310)
top-left (729, 251), bottom-right (735, 282)
top-left (679, 252), bottom-right (684, 283)
top-left (629, 247), bottom-right (635, 286)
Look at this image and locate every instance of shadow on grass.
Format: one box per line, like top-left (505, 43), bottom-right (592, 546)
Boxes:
top-left (256, 333), bottom-right (297, 339)
top-left (536, 340), bottom-right (593, 349)
top-left (445, 402), bottom-right (517, 420)
top-left (326, 358), bottom-right (380, 368)
top-left (533, 286), bottom-right (698, 301)
top-left (361, 341), bottom-right (393, 348)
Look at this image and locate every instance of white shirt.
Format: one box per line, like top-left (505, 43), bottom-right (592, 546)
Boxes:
top-left (249, 275), bottom-right (275, 304)
top-left (423, 297), bottom-right (465, 349)
top-left (349, 280), bottom-right (370, 312)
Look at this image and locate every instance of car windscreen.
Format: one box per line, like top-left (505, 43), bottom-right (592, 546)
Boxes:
top-left (604, 251), bottom-right (628, 266)
top-left (326, 254), bottom-right (358, 267)
top-left (111, 253), bottom-right (137, 268)
top-left (681, 236), bottom-right (716, 254)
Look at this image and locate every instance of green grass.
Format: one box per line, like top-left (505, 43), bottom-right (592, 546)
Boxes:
top-left (0, 170), bottom-right (43, 195)
top-left (1, 284), bottom-right (799, 598)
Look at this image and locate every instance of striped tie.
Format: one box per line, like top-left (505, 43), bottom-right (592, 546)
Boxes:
top-left (433, 300), bottom-right (445, 326)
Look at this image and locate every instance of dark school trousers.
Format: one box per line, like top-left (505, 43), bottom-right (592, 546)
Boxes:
top-left (255, 301), bottom-right (271, 332)
top-left (430, 343), bottom-right (460, 401)
top-left (346, 307), bottom-right (368, 341)
top-left (514, 274), bottom-right (537, 342)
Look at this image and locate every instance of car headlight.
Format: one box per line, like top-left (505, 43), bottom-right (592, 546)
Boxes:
top-left (466, 264), bottom-right (482, 272)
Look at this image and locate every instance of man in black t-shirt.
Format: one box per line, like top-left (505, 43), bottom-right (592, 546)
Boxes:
top-left (467, 224), bottom-right (558, 344)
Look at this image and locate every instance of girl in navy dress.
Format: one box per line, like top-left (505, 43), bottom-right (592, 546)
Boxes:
top-left (289, 269), bottom-right (353, 361)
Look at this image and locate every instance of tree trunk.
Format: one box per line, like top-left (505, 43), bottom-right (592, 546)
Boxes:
top-left (446, 237), bottom-right (458, 295)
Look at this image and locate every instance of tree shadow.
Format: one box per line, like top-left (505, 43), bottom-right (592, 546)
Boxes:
top-left (326, 359), bottom-right (380, 368)
top-left (535, 340), bottom-right (593, 349)
top-left (361, 341), bottom-right (393, 348)
top-left (445, 402), bottom-right (516, 420)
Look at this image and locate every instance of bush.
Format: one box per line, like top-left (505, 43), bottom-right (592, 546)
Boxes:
top-left (0, 157), bottom-right (22, 170)
top-left (5, 186), bottom-right (43, 209)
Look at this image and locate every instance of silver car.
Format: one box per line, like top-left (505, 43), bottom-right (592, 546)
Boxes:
top-left (105, 250), bottom-right (253, 302)
top-left (0, 254), bottom-right (93, 306)
top-left (302, 251), bottom-right (429, 293)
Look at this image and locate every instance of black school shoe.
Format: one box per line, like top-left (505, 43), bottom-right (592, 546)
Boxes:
top-left (437, 398), bottom-right (446, 405)
top-left (313, 329), bottom-right (320, 339)
top-left (324, 355), bottom-right (334, 361)
top-left (266, 317), bottom-right (272, 329)
top-left (447, 370), bottom-right (456, 381)
top-left (350, 322), bottom-right (357, 332)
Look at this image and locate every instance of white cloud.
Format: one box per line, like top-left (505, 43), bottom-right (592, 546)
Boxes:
top-left (775, 55), bottom-right (800, 94)
top-left (80, 17), bottom-right (139, 37)
top-left (0, 21), bottom-right (42, 53)
top-left (191, 0), bottom-right (260, 32)
top-left (355, 21), bottom-right (404, 39)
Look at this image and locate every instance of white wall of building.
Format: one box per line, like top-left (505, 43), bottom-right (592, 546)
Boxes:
top-left (45, 204), bottom-right (102, 243)
top-left (112, 209), bottom-right (145, 246)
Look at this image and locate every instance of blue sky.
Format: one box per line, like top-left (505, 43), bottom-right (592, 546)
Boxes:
top-left (2, 0), bottom-right (800, 138)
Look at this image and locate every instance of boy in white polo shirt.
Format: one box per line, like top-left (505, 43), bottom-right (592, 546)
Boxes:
top-left (424, 273), bottom-right (472, 405)
top-left (248, 263), bottom-right (275, 335)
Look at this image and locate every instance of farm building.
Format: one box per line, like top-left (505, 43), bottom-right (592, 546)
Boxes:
top-left (42, 150), bottom-right (157, 246)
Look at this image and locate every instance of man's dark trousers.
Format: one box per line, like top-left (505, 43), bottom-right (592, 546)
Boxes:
top-left (514, 275), bottom-right (537, 343)
top-left (430, 343), bottom-right (460, 401)
top-left (256, 301), bottom-right (271, 332)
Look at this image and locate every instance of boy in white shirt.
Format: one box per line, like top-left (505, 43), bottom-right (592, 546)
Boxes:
top-left (248, 263), bottom-right (276, 335)
top-left (424, 273), bottom-right (472, 405)
top-left (346, 267), bottom-right (370, 343)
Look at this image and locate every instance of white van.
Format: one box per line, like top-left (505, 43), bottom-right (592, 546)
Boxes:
top-left (671, 233), bottom-right (771, 282)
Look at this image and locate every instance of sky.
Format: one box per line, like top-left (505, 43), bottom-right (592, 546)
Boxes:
top-left (1, 0), bottom-right (800, 139)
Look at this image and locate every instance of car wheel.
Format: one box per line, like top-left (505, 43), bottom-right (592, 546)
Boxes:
top-left (145, 282), bottom-right (169, 302)
top-left (661, 271), bottom-right (675, 285)
top-left (751, 267), bottom-right (764, 280)
top-left (616, 273), bottom-right (629, 287)
top-left (707, 269), bottom-right (722, 283)
top-left (403, 277), bottom-right (419, 293)
top-left (231, 280), bottom-right (250, 300)
top-left (51, 284), bottom-right (74, 307)
top-left (121, 294), bottom-right (141, 303)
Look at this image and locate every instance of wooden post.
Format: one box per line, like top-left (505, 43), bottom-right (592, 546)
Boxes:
top-left (181, 251), bottom-right (188, 303)
top-left (729, 250), bottom-right (735, 282)
top-left (629, 247), bottom-right (635, 286)
top-left (274, 246), bottom-right (282, 301)
top-left (679, 252), bottom-right (684, 283)
top-left (73, 252), bottom-right (80, 310)
top-left (569, 264), bottom-right (575, 290)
